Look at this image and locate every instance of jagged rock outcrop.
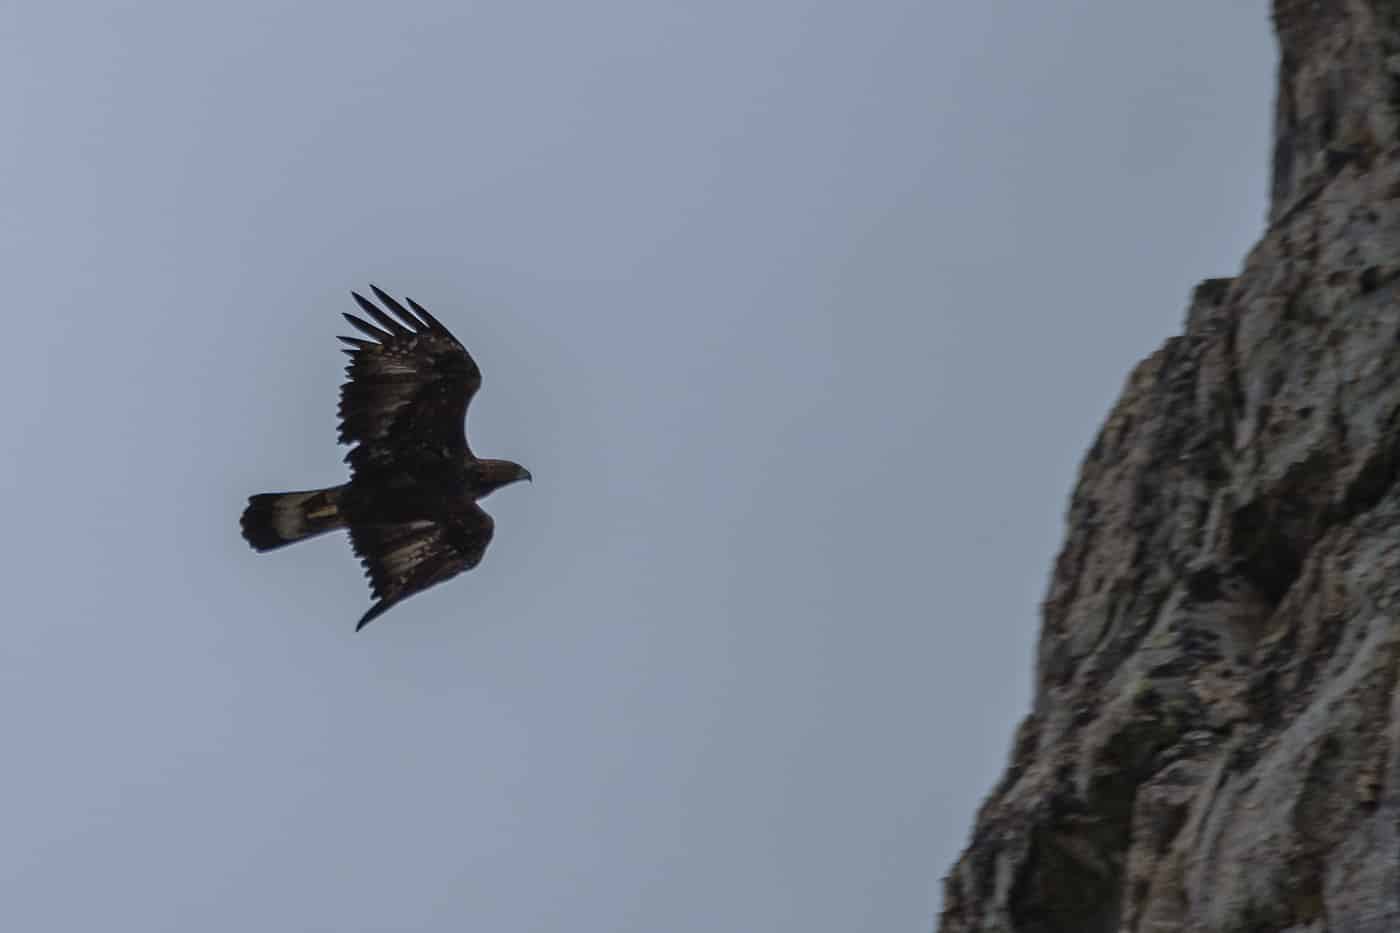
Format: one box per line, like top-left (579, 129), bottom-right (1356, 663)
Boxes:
top-left (939, 4), bottom-right (1400, 931)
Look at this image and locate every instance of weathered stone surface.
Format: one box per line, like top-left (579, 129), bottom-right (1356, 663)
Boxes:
top-left (938, 3), bottom-right (1400, 930)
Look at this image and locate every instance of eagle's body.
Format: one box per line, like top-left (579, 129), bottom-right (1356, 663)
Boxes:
top-left (240, 286), bottom-right (531, 630)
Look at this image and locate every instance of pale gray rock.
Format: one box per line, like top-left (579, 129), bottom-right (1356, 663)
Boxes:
top-left (939, 3), bottom-right (1400, 930)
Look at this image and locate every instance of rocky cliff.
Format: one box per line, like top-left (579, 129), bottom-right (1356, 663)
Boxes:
top-left (938, 4), bottom-right (1400, 931)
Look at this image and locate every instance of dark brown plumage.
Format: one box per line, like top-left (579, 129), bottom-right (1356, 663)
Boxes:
top-left (240, 286), bottom-right (531, 630)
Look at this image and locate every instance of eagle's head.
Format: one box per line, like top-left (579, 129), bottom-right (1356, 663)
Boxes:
top-left (471, 458), bottom-right (533, 498)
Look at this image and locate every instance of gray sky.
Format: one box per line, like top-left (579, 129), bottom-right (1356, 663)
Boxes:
top-left (3, 3), bottom-right (1273, 931)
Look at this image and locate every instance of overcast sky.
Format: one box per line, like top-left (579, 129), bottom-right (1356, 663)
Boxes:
top-left (3, 3), bottom-right (1274, 931)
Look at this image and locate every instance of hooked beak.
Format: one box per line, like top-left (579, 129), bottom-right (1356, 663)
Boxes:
top-left (520, 467), bottom-right (533, 484)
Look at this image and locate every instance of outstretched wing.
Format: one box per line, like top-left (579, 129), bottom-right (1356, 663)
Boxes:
top-left (337, 285), bottom-right (482, 473)
top-left (349, 504), bottom-right (496, 630)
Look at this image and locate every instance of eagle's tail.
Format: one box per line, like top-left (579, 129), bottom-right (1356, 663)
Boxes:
top-left (241, 485), bottom-right (348, 552)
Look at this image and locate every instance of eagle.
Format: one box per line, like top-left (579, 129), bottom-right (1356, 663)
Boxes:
top-left (240, 286), bottom-right (532, 630)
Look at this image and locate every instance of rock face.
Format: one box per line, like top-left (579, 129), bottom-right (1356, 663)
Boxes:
top-left (938, 4), bottom-right (1400, 931)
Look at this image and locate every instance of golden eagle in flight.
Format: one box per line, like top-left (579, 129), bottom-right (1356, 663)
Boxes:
top-left (240, 286), bottom-right (531, 630)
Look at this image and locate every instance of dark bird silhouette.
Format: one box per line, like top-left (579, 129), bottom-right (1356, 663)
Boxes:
top-left (241, 286), bottom-right (531, 630)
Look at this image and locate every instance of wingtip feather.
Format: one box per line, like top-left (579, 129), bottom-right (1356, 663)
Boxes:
top-left (404, 296), bottom-right (448, 333)
top-left (352, 291), bottom-right (412, 336)
top-left (368, 285), bottom-right (427, 331)
top-left (342, 312), bottom-right (393, 341)
top-left (356, 601), bottom-right (391, 631)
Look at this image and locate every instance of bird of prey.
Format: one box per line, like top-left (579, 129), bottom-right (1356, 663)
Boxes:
top-left (240, 286), bottom-right (532, 630)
